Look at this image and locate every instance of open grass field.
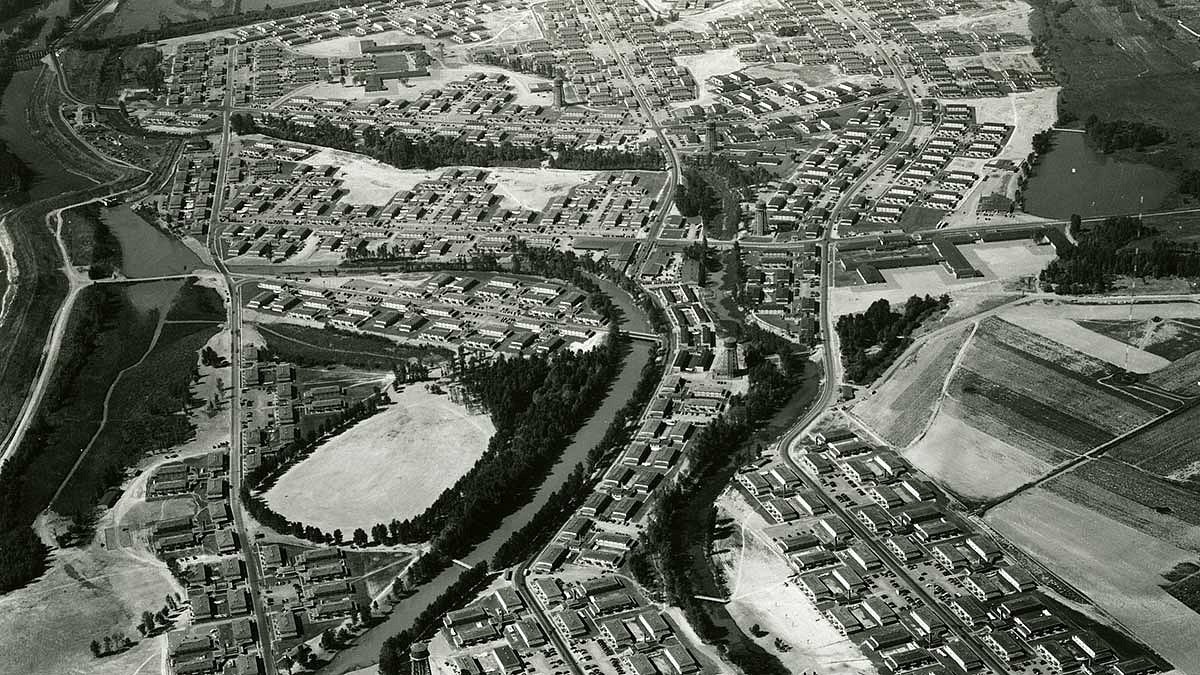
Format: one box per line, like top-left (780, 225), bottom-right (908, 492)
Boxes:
top-left (987, 487), bottom-right (1200, 672)
top-left (904, 397), bottom-right (1052, 501)
top-left (0, 518), bottom-right (178, 675)
top-left (1105, 406), bottom-right (1200, 478)
top-left (1147, 350), bottom-right (1200, 395)
top-left (265, 386), bottom-right (494, 533)
top-left (852, 327), bottom-right (971, 448)
top-left (975, 314), bottom-right (1111, 377)
top-left (999, 304), bottom-right (1171, 373)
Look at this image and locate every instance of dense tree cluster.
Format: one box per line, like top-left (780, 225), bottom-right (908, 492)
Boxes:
top-left (1084, 115), bottom-right (1166, 153)
top-left (492, 342), bottom-right (662, 568)
top-left (71, 203), bottom-right (123, 278)
top-left (1040, 216), bottom-right (1200, 293)
top-left (1180, 169), bottom-right (1200, 201)
top-left (674, 167), bottom-right (721, 225)
top-left (233, 114), bottom-right (665, 172)
top-left (1031, 130), bottom-right (1054, 155)
top-left (377, 562), bottom-right (489, 674)
top-left (0, 140), bottom-right (32, 201)
top-left (835, 295), bottom-right (951, 384)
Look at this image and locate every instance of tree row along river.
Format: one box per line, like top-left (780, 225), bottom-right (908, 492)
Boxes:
top-left (326, 340), bottom-right (653, 673)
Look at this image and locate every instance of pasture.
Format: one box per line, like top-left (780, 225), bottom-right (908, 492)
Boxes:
top-left (1147, 351), bottom-right (1200, 395)
top-left (903, 398), bottom-right (1051, 501)
top-left (1105, 407), bottom-right (1200, 479)
top-left (265, 386), bottom-right (494, 533)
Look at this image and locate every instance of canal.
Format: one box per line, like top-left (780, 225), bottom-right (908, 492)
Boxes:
top-left (324, 338), bottom-right (655, 674)
top-left (1023, 131), bottom-right (1174, 220)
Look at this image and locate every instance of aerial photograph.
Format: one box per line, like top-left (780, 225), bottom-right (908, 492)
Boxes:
top-left (0, 0), bottom-right (1199, 670)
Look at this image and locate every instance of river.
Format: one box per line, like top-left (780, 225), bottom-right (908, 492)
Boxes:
top-left (0, 69), bottom-right (91, 202)
top-left (323, 338), bottom-right (654, 674)
top-left (1023, 131), bottom-right (1175, 220)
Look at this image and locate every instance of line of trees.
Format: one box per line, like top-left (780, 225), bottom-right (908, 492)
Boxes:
top-left (232, 113), bottom-right (666, 172)
top-left (239, 395), bottom-right (384, 545)
top-left (631, 327), bottom-right (808, 675)
top-left (378, 562), bottom-right (488, 674)
top-left (835, 294), bottom-right (951, 384)
top-left (1040, 215), bottom-right (1200, 293)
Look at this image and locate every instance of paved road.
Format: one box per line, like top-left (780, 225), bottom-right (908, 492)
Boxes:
top-left (513, 561), bottom-right (586, 675)
top-left (205, 42), bottom-right (279, 675)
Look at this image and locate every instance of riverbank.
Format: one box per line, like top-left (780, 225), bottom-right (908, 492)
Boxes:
top-left (321, 340), bottom-right (654, 673)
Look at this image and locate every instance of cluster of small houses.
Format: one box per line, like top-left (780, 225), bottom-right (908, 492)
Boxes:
top-left (217, 0), bottom-right (508, 50)
top-left (535, 372), bottom-right (730, 572)
top-left (733, 428), bottom-right (1164, 675)
top-left (166, 622), bottom-right (261, 675)
top-left (238, 353), bottom-right (368, 468)
top-left (743, 98), bottom-right (904, 235)
top-left (148, 453), bottom-right (239, 557)
top-left (255, 544), bottom-right (367, 639)
top-left (163, 140), bottom-right (218, 234)
top-left (518, 576), bottom-right (702, 675)
top-left (737, 247), bottom-right (822, 344)
top-left (217, 140), bottom-right (662, 262)
top-left (248, 273), bottom-right (606, 358)
top-left (836, 224), bottom-right (1070, 284)
top-left (249, 67), bottom-right (652, 145)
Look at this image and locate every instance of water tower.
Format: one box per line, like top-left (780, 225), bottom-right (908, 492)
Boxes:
top-left (723, 337), bottom-right (739, 377)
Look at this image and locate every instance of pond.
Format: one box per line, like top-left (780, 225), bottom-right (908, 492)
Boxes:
top-left (101, 204), bottom-right (205, 278)
top-left (1023, 131), bottom-right (1175, 221)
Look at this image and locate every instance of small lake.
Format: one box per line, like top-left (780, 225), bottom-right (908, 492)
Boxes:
top-left (1023, 131), bottom-right (1174, 220)
top-left (102, 205), bottom-right (205, 278)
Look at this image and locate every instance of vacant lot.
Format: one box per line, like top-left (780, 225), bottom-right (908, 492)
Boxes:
top-left (853, 327), bottom-right (972, 448)
top-left (905, 398), bottom-right (1051, 501)
top-left (266, 386), bottom-right (494, 533)
top-left (717, 493), bottom-right (877, 675)
top-left (987, 487), bottom-right (1200, 672)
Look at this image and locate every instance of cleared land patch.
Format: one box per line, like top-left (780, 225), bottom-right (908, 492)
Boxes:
top-left (265, 386), bottom-right (494, 533)
top-left (1000, 305), bottom-right (1170, 373)
top-left (903, 397), bottom-right (1052, 501)
top-left (852, 327), bottom-right (971, 448)
top-left (986, 487), bottom-right (1200, 673)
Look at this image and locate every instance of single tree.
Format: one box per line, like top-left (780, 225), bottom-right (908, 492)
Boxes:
top-left (89, 639), bottom-right (101, 657)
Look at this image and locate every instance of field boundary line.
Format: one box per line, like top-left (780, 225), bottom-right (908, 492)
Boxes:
top-left (902, 323), bottom-right (978, 451)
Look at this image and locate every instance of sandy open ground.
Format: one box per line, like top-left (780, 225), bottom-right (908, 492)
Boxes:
top-left (718, 492), bottom-right (877, 675)
top-left (987, 488), bottom-right (1200, 672)
top-left (266, 386), bottom-right (494, 533)
top-left (675, 48), bottom-right (742, 108)
top-left (915, 0), bottom-right (1036, 36)
top-left (904, 398), bottom-right (1051, 500)
top-left (998, 304), bottom-right (1172, 373)
top-left (949, 88), bottom-right (1062, 162)
top-left (305, 149), bottom-right (439, 204)
top-left (487, 167), bottom-right (600, 211)
top-left (853, 327), bottom-right (971, 448)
